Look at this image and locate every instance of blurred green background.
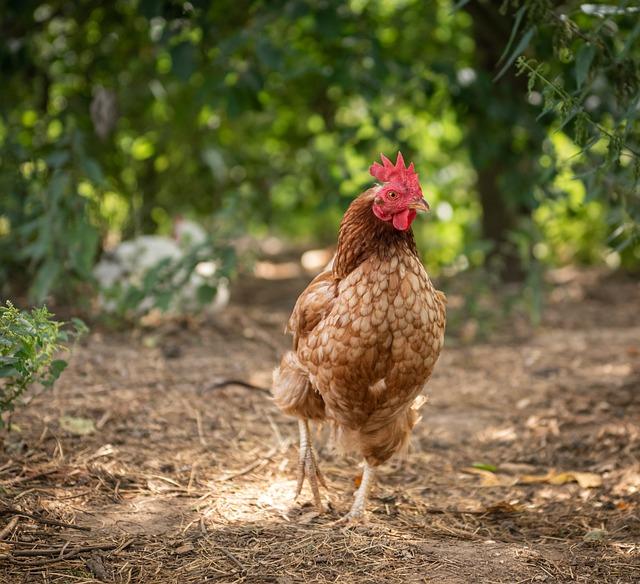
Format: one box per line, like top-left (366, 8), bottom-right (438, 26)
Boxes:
top-left (1, 0), bottom-right (638, 312)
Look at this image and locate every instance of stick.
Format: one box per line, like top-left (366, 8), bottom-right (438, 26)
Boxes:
top-left (11, 540), bottom-right (134, 558)
top-left (203, 379), bottom-right (270, 394)
top-left (194, 409), bottom-right (207, 447)
top-left (422, 507), bottom-right (489, 515)
top-left (219, 546), bottom-right (245, 573)
top-left (0, 503), bottom-right (90, 532)
top-left (0, 516), bottom-right (19, 540)
top-left (0, 469), bottom-right (58, 486)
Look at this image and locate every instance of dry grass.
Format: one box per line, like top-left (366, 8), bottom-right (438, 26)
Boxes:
top-left (0, 268), bottom-right (638, 583)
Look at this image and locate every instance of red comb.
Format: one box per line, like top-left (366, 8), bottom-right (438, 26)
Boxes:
top-left (369, 152), bottom-right (422, 196)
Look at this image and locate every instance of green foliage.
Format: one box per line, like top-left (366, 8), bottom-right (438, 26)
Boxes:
top-left (498, 0), bottom-right (640, 259)
top-left (0, 0), bottom-right (638, 309)
top-left (0, 301), bottom-right (87, 425)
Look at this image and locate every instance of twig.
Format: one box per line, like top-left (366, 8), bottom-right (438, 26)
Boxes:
top-left (8, 540), bottom-right (135, 567)
top-left (194, 409), bottom-right (207, 447)
top-left (0, 516), bottom-right (19, 540)
top-left (11, 539), bottom-right (135, 558)
top-left (203, 379), bottom-right (271, 394)
top-left (0, 469), bottom-right (58, 486)
top-left (0, 502), bottom-right (90, 532)
top-left (218, 546), bottom-right (245, 573)
top-left (422, 507), bottom-right (491, 515)
top-left (11, 541), bottom-right (129, 558)
top-left (146, 475), bottom-right (187, 490)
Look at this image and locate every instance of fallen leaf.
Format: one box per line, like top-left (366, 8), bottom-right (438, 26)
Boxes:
top-left (59, 416), bottom-right (96, 436)
top-left (499, 462), bottom-right (538, 475)
top-left (519, 471), bottom-right (556, 484)
top-left (175, 543), bottom-right (194, 554)
top-left (462, 468), bottom-right (516, 487)
top-left (574, 472), bottom-right (602, 489)
top-left (519, 470), bottom-right (602, 488)
top-left (142, 335), bottom-right (158, 348)
top-left (552, 471), bottom-right (602, 489)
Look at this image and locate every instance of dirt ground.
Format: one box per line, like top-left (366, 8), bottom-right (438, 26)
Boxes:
top-left (0, 263), bottom-right (639, 583)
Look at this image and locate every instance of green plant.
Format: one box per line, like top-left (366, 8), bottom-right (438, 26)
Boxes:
top-left (496, 0), bottom-right (640, 257)
top-left (0, 301), bottom-right (87, 425)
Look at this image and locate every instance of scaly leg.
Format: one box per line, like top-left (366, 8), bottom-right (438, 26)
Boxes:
top-left (295, 419), bottom-right (327, 512)
top-left (334, 461), bottom-right (375, 524)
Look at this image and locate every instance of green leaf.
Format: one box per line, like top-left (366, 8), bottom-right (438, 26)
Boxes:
top-left (46, 150), bottom-right (70, 168)
top-left (472, 462), bottom-right (498, 472)
top-left (0, 365), bottom-right (19, 378)
top-left (621, 20), bottom-right (640, 58)
top-left (29, 259), bottom-right (61, 303)
top-left (154, 291), bottom-right (173, 311)
top-left (70, 220), bottom-right (100, 277)
top-left (498, 6), bottom-right (527, 66)
top-left (575, 43), bottom-right (596, 89)
top-left (49, 359), bottom-right (67, 379)
top-left (556, 107), bottom-right (580, 132)
top-left (494, 26), bottom-right (536, 81)
top-left (47, 172), bottom-right (70, 203)
top-left (170, 42), bottom-right (196, 82)
top-left (196, 284), bottom-right (217, 305)
top-left (80, 158), bottom-right (104, 184)
top-left (59, 415), bottom-right (95, 435)
top-left (71, 318), bottom-right (89, 337)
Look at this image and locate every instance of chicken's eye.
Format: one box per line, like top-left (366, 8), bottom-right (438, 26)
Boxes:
top-left (387, 191), bottom-right (398, 199)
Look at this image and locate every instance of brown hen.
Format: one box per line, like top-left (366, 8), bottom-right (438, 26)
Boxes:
top-left (273, 153), bottom-right (446, 522)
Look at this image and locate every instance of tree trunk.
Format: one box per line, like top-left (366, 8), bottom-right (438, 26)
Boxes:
top-left (464, 0), bottom-right (538, 280)
top-left (476, 166), bottom-right (524, 280)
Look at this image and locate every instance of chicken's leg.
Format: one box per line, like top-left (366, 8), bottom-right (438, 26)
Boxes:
top-left (334, 461), bottom-right (375, 524)
top-left (295, 419), bottom-right (327, 512)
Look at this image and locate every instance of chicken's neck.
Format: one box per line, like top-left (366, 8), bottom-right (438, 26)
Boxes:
top-left (332, 189), bottom-right (419, 280)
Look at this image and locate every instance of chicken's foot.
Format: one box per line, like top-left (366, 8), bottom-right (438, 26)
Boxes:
top-left (295, 419), bottom-right (327, 512)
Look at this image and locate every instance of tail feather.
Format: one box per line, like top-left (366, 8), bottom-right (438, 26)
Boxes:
top-left (272, 351), bottom-right (326, 420)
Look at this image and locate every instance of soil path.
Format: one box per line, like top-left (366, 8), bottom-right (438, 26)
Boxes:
top-left (0, 268), bottom-right (638, 583)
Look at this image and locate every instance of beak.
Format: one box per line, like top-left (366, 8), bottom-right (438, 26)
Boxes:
top-left (408, 198), bottom-right (430, 213)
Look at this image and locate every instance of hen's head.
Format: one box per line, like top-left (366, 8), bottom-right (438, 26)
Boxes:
top-left (369, 152), bottom-right (429, 231)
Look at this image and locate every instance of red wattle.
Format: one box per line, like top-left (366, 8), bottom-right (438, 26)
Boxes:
top-left (392, 209), bottom-right (416, 231)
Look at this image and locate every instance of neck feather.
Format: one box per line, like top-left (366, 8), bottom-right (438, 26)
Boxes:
top-left (332, 188), bottom-right (418, 279)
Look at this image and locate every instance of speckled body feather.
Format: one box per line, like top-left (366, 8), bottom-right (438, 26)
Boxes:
top-left (273, 188), bottom-right (446, 466)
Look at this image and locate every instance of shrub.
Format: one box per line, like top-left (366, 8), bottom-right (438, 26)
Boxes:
top-left (0, 301), bottom-right (86, 426)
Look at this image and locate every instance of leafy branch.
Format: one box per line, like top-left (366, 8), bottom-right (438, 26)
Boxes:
top-left (516, 56), bottom-right (640, 162)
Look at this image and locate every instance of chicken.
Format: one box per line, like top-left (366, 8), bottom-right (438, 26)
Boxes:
top-left (273, 152), bottom-right (446, 522)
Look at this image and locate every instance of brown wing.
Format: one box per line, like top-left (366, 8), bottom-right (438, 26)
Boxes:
top-left (287, 270), bottom-right (338, 349)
